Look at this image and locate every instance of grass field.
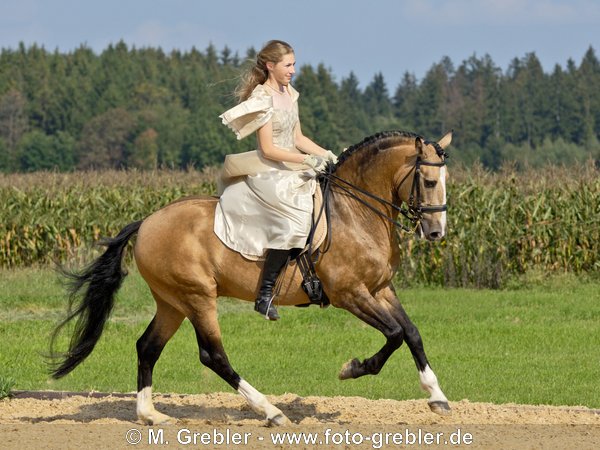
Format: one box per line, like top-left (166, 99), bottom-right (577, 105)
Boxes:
top-left (0, 267), bottom-right (599, 408)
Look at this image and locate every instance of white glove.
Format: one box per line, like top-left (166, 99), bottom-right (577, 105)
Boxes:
top-left (324, 150), bottom-right (338, 164)
top-left (303, 155), bottom-right (327, 172)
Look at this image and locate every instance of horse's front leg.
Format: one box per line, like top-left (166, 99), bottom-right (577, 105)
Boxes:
top-left (337, 284), bottom-right (450, 415)
top-left (337, 285), bottom-right (405, 379)
top-left (382, 285), bottom-right (451, 415)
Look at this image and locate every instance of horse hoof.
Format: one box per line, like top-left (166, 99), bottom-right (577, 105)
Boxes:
top-left (338, 358), bottom-right (359, 380)
top-left (139, 411), bottom-right (176, 425)
top-left (268, 413), bottom-right (291, 426)
top-left (428, 400), bottom-right (451, 415)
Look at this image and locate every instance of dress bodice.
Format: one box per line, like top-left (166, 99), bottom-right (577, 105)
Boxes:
top-left (269, 105), bottom-right (298, 150)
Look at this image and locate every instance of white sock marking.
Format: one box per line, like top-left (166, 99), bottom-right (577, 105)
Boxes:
top-left (419, 365), bottom-right (448, 403)
top-left (237, 379), bottom-right (286, 422)
top-left (137, 386), bottom-right (154, 417)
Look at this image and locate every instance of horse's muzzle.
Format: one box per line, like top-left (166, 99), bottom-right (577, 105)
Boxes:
top-left (426, 230), bottom-right (444, 241)
top-left (418, 219), bottom-right (446, 241)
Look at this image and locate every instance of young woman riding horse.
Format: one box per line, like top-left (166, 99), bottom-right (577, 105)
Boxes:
top-left (216, 40), bottom-right (337, 321)
top-left (50, 41), bottom-right (454, 426)
top-left (50, 128), bottom-right (452, 425)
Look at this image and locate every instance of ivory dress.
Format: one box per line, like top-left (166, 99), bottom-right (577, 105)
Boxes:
top-left (214, 84), bottom-right (317, 258)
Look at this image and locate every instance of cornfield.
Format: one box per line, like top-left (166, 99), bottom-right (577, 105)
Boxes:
top-left (0, 168), bottom-right (217, 268)
top-left (1, 164), bottom-right (598, 288)
top-left (397, 163), bottom-right (600, 287)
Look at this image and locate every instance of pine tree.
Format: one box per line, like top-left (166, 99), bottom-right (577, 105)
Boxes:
top-left (340, 72), bottom-right (369, 145)
top-left (578, 46), bottom-right (600, 142)
top-left (0, 89), bottom-right (28, 170)
top-left (416, 59), bottom-right (452, 138)
top-left (363, 72), bottom-right (392, 120)
top-left (393, 72), bottom-right (419, 131)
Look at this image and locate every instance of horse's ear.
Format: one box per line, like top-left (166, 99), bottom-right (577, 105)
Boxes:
top-left (438, 131), bottom-right (453, 150)
top-left (415, 137), bottom-right (424, 155)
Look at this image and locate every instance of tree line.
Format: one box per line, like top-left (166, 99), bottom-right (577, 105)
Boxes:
top-left (1, 41), bottom-right (599, 172)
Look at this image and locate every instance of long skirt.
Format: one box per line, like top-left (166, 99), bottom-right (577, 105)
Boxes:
top-left (214, 168), bottom-right (316, 258)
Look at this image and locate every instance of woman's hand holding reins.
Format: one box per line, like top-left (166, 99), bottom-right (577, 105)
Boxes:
top-left (324, 150), bottom-right (338, 164)
top-left (303, 155), bottom-right (327, 172)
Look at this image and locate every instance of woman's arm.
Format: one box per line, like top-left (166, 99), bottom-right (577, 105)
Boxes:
top-left (257, 121), bottom-right (306, 163)
top-left (256, 117), bottom-right (334, 170)
top-left (294, 122), bottom-right (328, 156)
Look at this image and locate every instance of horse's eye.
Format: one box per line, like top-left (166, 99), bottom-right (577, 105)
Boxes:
top-left (424, 179), bottom-right (437, 188)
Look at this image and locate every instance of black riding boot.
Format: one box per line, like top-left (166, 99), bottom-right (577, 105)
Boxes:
top-left (254, 249), bottom-right (291, 320)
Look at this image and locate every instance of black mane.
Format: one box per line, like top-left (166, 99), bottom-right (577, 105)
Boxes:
top-left (332, 130), bottom-right (445, 173)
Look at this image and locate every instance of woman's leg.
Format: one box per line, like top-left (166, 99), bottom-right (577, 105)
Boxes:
top-left (254, 249), bottom-right (292, 320)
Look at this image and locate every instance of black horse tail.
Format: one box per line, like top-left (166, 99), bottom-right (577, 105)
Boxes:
top-left (49, 220), bottom-right (143, 379)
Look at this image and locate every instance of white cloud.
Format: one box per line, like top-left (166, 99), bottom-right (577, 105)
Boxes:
top-left (126, 20), bottom-right (170, 48)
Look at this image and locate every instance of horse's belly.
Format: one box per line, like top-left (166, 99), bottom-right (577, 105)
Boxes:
top-left (216, 258), bottom-right (311, 306)
top-left (133, 196), bottom-right (311, 306)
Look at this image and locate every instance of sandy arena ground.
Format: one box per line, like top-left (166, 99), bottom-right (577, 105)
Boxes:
top-left (1, 391), bottom-right (599, 449)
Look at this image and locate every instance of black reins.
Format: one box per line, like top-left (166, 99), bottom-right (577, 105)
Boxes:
top-left (324, 171), bottom-right (418, 232)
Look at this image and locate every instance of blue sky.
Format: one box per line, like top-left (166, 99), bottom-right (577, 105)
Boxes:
top-left (1, 0), bottom-right (598, 89)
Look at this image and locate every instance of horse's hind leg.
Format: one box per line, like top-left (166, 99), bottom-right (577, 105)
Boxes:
top-left (188, 298), bottom-right (290, 426)
top-left (136, 294), bottom-right (185, 425)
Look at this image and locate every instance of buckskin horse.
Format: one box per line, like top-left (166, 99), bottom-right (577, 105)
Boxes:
top-left (50, 130), bottom-right (453, 425)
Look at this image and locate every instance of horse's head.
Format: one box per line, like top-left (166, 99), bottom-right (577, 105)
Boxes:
top-left (409, 132), bottom-right (452, 241)
top-left (326, 130), bottom-right (452, 241)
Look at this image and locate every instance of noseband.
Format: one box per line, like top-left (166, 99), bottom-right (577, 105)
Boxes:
top-left (408, 156), bottom-right (448, 218)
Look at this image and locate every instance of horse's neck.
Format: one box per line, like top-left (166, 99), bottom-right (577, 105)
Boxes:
top-left (334, 145), bottom-right (413, 201)
top-left (329, 145), bottom-right (413, 236)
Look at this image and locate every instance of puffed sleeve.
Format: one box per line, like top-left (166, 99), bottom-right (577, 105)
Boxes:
top-left (219, 85), bottom-right (274, 140)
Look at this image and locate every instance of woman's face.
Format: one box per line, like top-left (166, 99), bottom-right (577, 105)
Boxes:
top-left (268, 53), bottom-right (296, 86)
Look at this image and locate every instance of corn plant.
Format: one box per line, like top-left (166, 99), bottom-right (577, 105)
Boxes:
top-left (1, 166), bottom-right (598, 288)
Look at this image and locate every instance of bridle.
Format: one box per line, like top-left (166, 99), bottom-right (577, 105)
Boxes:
top-left (409, 155), bottom-right (448, 217)
top-left (318, 148), bottom-right (448, 239)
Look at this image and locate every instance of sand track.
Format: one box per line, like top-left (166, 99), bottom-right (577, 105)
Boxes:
top-left (1, 392), bottom-right (599, 449)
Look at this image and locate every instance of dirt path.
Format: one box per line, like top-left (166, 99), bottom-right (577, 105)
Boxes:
top-left (1, 392), bottom-right (599, 449)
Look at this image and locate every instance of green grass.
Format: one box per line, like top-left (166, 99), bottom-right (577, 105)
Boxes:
top-left (0, 375), bottom-right (16, 399)
top-left (1, 267), bottom-right (599, 408)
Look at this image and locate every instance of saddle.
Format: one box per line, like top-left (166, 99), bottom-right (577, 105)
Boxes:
top-left (294, 186), bottom-right (329, 307)
top-left (272, 186), bottom-right (329, 308)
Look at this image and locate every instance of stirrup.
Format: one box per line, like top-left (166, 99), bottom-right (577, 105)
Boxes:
top-left (254, 298), bottom-right (280, 321)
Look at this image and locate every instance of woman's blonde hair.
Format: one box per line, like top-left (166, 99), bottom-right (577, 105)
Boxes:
top-left (235, 40), bottom-right (294, 102)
